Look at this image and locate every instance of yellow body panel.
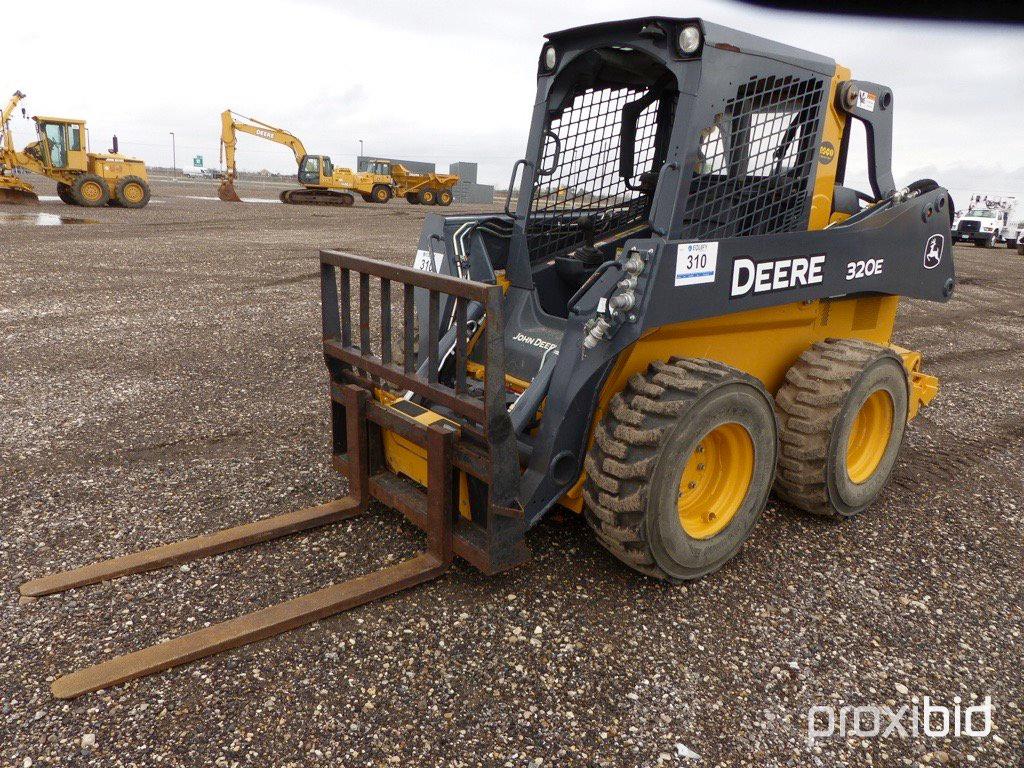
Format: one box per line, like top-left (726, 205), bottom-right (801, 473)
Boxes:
top-left (808, 65), bottom-right (851, 231)
top-left (375, 392), bottom-right (473, 519)
top-left (558, 294), bottom-right (901, 512)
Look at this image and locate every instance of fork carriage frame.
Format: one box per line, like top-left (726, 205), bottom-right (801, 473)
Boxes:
top-left (320, 249), bottom-right (528, 574)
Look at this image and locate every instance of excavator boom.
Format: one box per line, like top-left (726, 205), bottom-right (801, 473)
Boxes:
top-left (218, 110), bottom-right (309, 202)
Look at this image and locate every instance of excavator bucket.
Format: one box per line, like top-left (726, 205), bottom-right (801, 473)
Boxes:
top-left (0, 177), bottom-right (39, 204)
top-left (217, 178), bottom-right (242, 202)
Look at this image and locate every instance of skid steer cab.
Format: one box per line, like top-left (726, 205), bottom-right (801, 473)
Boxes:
top-left (25, 17), bottom-right (955, 699)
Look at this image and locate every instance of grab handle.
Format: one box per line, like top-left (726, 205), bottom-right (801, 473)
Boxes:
top-left (504, 159), bottom-right (529, 219)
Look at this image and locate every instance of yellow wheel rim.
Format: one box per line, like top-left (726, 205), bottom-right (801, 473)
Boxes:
top-left (676, 422), bottom-right (754, 540)
top-left (375, 188), bottom-right (388, 201)
top-left (845, 390), bottom-right (894, 484)
top-left (123, 182), bottom-right (144, 203)
top-left (81, 181), bottom-right (103, 202)
top-left (422, 191), bottom-right (434, 203)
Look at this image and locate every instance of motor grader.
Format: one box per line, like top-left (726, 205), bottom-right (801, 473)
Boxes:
top-left (25, 17), bottom-right (955, 698)
top-left (0, 91), bottom-right (150, 208)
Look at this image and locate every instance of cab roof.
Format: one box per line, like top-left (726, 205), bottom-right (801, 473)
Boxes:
top-left (544, 16), bottom-right (836, 77)
top-left (33, 115), bottom-right (86, 124)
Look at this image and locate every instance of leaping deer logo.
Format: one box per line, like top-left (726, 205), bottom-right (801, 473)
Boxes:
top-left (923, 234), bottom-right (943, 270)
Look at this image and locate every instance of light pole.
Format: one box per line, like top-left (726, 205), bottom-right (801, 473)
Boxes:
top-left (169, 132), bottom-right (176, 175)
top-left (359, 139), bottom-right (364, 159)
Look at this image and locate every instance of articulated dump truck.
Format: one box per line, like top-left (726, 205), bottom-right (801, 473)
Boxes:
top-left (25, 17), bottom-right (955, 698)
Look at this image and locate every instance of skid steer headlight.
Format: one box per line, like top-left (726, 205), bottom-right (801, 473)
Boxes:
top-left (542, 45), bottom-right (557, 72)
top-left (677, 25), bottom-right (702, 55)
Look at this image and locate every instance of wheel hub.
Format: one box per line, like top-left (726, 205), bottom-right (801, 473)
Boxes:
top-left (845, 389), bottom-right (894, 484)
top-left (676, 422), bottom-right (754, 539)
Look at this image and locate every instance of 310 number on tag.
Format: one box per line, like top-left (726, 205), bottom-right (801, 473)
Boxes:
top-left (675, 242), bottom-right (718, 287)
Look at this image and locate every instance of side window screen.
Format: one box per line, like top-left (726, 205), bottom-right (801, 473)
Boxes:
top-left (69, 124), bottom-right (81, 151)
top-left (746, 110), bottom-right (801, 176)
top-left (687, 75), bottom-right (825, 239)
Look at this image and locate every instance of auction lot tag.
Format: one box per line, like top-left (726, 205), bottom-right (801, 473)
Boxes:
top-left (414, 248), bottom-right (444, 272)
top-left (675, 242), bottom-right (718, 286)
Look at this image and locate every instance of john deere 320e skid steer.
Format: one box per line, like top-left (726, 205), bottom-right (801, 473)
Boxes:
top-left (24, 17), bottom-right (955, 698)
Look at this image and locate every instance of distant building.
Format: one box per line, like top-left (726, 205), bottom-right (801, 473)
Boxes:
top-left (448, 162), bottom-right (493, 205)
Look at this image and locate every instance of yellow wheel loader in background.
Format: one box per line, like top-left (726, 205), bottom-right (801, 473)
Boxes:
top-left (25, 18), bottom-right (955, 700)
top-left (0, 91), bottom-right (150, 208)
top-left (217, 110), bottom-right (459, 206)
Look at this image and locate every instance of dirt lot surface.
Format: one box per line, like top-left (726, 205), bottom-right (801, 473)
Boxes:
top-left (1, 177), bottom-right (1022, 767)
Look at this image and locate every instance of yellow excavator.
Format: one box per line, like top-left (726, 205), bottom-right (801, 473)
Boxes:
top-left (217, 110), bottom-right (458, 206)
top-left (0, 91), bottom-right (150, 208)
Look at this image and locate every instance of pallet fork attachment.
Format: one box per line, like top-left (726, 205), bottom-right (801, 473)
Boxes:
top-left (23, 249), bottom-right (523, 699)
top-left (22, 386), bottom-right (457, 700)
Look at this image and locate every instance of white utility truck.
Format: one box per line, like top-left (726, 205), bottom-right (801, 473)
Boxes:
top-left (952, 193), bottom-right (1018, 248)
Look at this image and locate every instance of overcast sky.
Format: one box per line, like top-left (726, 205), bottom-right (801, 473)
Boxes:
top-left (8, 0), bottom-right (1023, 202)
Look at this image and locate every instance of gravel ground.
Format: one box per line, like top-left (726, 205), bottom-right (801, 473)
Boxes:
top-left (1, 177), bottom-right (1021, 767)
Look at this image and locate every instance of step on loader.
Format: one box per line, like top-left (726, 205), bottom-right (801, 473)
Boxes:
top-left (24, 17), bottom-right (955, 698)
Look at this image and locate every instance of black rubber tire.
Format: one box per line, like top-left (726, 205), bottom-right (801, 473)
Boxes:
top-left (71, 173), bottom-right (109, 207)
top-left (975, 236), bottom-right (993, 248)
top-left (1006, 238), bottom-right (1017, 250)
top-left (1019, 242), bottom-right (1024, 256)
top-left (371, 184), bottom-right (392, 203)
top-left (55, 182), bottom-right (77, 206)
top-left (406, 192), bottom-right (420, 205)
top-left (419, 189), bottom-right (436, 206)
top-left (437, 189), bottom-right (453, 207)
top-left (774, 339), bottom-right (909, 518)
top-left (583, 358), bottom-right (778, 582)
top-left (114, 176), bottom-right (150, 209)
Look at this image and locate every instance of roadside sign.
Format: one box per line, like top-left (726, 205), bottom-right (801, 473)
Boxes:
top-left (193, 155), bottom-right (203, 167)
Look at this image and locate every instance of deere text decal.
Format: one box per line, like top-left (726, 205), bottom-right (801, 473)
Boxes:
top-left (730, 254), bottom-right (825, 298)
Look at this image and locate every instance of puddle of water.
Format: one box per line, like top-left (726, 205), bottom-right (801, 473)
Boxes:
top-left (0, 212), bottom-right (98, 226)
top-left (184, 195), bottom-right (281, 204)
top-left (35, 195), bottom-right (164, 205)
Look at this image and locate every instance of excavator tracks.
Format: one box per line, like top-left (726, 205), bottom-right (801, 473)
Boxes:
top-left (279, 188), bottom-right (355, 206)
